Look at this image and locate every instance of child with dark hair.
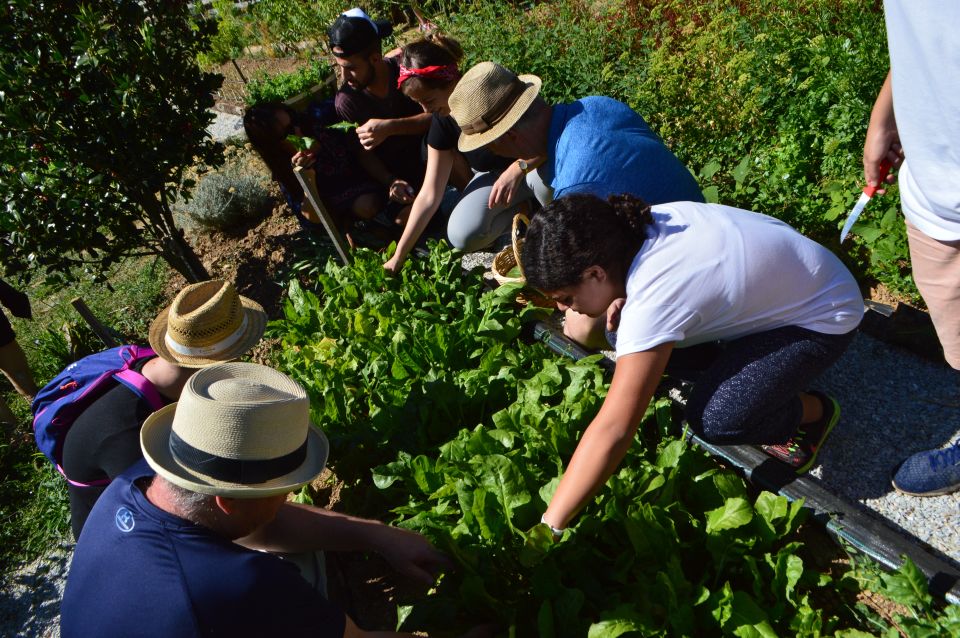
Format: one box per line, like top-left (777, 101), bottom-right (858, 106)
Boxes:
top-left (383, 33), bottom-right (546, 273)
top-left (522, 193), bottom-right (863, 535)
top-left (243, 101), bottom-right (398, 234)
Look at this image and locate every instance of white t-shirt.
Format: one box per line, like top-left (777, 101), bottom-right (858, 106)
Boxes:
top-left (614, 202), bottom-right (864, 357)
top-left (885, 1), bottom-right (960, 241)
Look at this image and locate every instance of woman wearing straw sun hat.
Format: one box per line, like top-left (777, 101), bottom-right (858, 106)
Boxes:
top-left (62, 362), bottom-right (453, 638)
top-left (61, 279), bottom-right (267, 538)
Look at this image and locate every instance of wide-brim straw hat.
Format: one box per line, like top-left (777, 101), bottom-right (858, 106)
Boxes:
top-left (141, 362), bottom-right (328, 498)
top-left (449, 61), bottom-right (542, 153)
top-left (149, 280), bottom-right (266, 368)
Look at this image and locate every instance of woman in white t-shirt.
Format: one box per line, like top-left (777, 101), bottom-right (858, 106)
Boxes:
top-left (522, 193), bottom-right (863, 536)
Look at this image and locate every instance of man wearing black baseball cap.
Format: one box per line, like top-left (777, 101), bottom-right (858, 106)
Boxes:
top-left (328, 8), bottom-right (430, 201)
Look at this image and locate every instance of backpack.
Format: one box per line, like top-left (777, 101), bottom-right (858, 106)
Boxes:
top-left (32, 345), bottom-right (166, 487)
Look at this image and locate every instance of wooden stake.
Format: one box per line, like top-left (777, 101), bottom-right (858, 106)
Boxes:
top-left (70, 297), bottom-right (119, 348)
top-left (294, 166), bottom-right (352, 266)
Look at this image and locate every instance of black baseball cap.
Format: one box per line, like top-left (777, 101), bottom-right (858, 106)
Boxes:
top-left (328, 8), bottom-right (393, 57)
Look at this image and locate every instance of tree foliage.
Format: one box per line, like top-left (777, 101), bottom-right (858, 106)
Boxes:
top-left (0, 0), bottom-right (223, 283)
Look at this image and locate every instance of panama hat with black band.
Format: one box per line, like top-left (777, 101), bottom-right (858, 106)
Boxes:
top-left (448, 61), bottom-right (542, 153)
top-left (327, 7), bottom-right (393, 57)
top-left (148, 279), bottom-right (266, 369)
top-left (140, 362), bottom-right (329, 498)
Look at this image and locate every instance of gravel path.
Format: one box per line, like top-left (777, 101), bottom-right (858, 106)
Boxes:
top-left (0, 542), bottom-right (70, 637)
top-left (4, 265), bottom-right (957, 635)
top-left (813, 331), bottom-right (960, 562)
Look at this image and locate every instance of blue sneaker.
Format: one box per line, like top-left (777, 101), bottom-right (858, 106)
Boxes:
top-left (891, 442), bottom-right (960, 496)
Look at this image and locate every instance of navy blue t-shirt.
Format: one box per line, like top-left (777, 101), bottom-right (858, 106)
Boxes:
top-left (61, 461), bottom-right (346, 638)
top-left (544, 96), bottom-right (705, 204)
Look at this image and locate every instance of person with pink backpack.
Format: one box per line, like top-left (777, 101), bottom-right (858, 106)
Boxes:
top-left (33, 279), bottom-right (265, 538)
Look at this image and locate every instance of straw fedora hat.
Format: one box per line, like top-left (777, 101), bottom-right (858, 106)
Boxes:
top-left (449, 61), bottom-right (542, 153)
top-left (141, 362), bottom-right (328, 498)
top-left (149, 280), bottom-right (266, 368)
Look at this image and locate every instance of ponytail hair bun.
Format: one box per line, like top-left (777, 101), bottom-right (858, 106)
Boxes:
top-left (522, 192), bottom-right (653, 292)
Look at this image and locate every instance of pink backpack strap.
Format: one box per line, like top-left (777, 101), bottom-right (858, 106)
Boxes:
top-left (114, 369), bottom-right (166, 411)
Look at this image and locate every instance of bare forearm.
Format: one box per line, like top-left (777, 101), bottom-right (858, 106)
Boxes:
top-left (393, 194), bottom-right (441, 262)
top-left (545, 417), bottom-right (640, 528)
top-left (238, 503), bottom-right (393, 554)
top-left (868, 71), bottom-right (896, 133)
top-left (383, 112), bottom-right (432, 137)
top-left (543, 345), bottom-right (673, 529)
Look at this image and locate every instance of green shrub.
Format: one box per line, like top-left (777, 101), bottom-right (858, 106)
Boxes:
top-left (447, 0), bottom-right (912, 298)
top-left (245, 58), bottom-right (334, 106)
top-left (178, 168), bottom-right (272, 231)
top-left (197, 0), bottom-right (252, 67)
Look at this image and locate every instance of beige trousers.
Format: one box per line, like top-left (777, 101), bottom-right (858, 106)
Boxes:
top-left (906, 219), bottom-right (960, 369)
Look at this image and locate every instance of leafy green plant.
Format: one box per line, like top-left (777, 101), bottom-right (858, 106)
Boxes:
top-left (0, 0), bottom-right (222, 284)
top-left (849, 555), bottom-right (960, 636)
top-left (176, 167), bottom-right (272, 231)
top-left (270, 240), bottom-right (936, 635)
top-left (196, 0), bottom-right (251, 67)
top-left (245, 59), bottom-right (334, 106)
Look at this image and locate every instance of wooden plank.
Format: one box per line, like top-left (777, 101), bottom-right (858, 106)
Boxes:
top-left (294, 166), bottom-right (352, 266)
top-left (70, 297), bottom-right (119, 348)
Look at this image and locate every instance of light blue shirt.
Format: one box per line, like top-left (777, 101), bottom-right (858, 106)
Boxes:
top-left (544, 96), bottom-right (704, 204)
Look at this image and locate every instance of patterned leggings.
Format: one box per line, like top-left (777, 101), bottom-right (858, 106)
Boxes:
top-left (667, 326), bottom-right (856, 445)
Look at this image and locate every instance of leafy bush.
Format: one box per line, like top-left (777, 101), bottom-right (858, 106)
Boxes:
top-left (0, 0), bottom-right (221, 284)
top-left (178, 168), bottom-right (272, 231)
top-left (245, 58), bottom-right (335, 105)
top-left (446, 0), bottom-right (912, 297)
top-left (197, 0), bottom-right (251, 67)
top-left (248, 0), bottom-right (341, 56)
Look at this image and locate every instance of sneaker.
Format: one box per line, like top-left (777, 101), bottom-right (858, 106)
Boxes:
top-left (761, 391), bottom-right (840, 474)
top-left (891, 442), bottom-right (960, 496)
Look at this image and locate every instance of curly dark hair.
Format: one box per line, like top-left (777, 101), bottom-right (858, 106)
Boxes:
top-left (522, 193), bottom-right (654, 291)
top-left (243, 102), bottom-right (304, 199)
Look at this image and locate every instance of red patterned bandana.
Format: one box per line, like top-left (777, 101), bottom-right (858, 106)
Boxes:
top-left (397, 63), bottom-right (459, 89)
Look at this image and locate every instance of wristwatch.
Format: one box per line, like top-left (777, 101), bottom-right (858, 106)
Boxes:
top-left (517, 159), bottom-right (531, 175)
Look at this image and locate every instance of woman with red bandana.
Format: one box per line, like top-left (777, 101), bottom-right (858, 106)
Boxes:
top-left (384, 34), bottom-right (547, 273)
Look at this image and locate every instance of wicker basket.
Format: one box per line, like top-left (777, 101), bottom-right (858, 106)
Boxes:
top-left (491, 212), bottom-right (529, 286)
top-left (490, 212), bottom-right (555, 309)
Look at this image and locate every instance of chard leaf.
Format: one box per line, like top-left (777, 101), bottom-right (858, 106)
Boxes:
top-left (477, 454), bottom-right (531, 512)
top-left (755, 491), bottom-right (788, 527)
top-left (706, 497), bottom-right (753, 534)
top-left (520, 523), bottom-right (556, 567)
top-left (772, 549), bottom-right (804, 605)
top-left (587, 618), bottom-right (644, 638)
top-left (656, 439), bottom-right (685, 468)
top-left (539, 476), bottom-right (561, 506)
top-left (537, 599), bottom-right (556, 638)
top-left (880, 557), bottom-right (932, 610)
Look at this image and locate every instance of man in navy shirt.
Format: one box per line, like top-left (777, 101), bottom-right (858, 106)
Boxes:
top-left (61, 363), bottom-right (450, 637)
